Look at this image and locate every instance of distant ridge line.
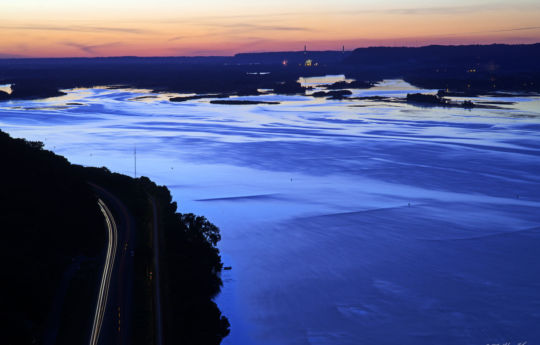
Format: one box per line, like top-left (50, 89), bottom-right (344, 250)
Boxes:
top-left (1, 42), bottom-right (538, 60)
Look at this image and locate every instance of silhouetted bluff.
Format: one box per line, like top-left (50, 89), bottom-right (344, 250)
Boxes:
top-left (345, 44), bottom-right (540, 93)
top-left (0, 129), bottom-right (229, 345)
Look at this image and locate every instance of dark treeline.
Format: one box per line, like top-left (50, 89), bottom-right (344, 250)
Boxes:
top-left (0, 44), bottom-right (539, 101)
top-left (0, 56), bottom-right (339, 99)
top-left (345, 44), bottom-right (539, 70)
top-left (76, 168), bottom-right (230, 345)
top-left (345, 44), bottom-right (540, 93)
top-left (0, 129), bottom-right (229, 345)
top-left (405, 93), bottom-right (475, 108)
top-left (151, 187), bottom-right (230, 345)
top-left (1, 131), bottom-right (104, 345)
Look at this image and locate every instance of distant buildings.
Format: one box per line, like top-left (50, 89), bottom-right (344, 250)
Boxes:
top-left (302, 45), bottom-right (318, 67)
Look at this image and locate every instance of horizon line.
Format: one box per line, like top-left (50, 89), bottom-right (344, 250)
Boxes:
top-left (2, 42), bottom-right (539, 60)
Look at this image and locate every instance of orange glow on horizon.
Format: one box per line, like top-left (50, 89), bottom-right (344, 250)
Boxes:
top-left (1, 1), bottom-right (539, 57)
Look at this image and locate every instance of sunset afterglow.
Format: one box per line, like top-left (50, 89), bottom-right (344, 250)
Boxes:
top-left (1, 0), bottom-right (540, 57)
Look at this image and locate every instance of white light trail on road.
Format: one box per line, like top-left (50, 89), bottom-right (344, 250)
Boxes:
top-left (89, 199), bottom-right (118, 345)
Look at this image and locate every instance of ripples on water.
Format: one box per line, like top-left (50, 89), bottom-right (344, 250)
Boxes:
top-left (1, 79), bottom-right (540, 345)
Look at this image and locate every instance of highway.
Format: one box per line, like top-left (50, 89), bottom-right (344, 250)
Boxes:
top-left (89, 199), bottom-right (118, 345)
top-left (89, 184), bottom-right (135, 345)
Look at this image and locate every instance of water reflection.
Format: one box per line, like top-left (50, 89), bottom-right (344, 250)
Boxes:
top-left (0, 84), bottom-right (12, 94)
top-left (1, 79), bottom-right (540, 345)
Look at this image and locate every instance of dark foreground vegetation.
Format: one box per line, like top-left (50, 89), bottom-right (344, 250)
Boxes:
top-left (1, 131), bottom-right (104, 345)
top-left (0, 129), bottom-right (229, 345)
top-left (0, 44), bottom-right (539, 102)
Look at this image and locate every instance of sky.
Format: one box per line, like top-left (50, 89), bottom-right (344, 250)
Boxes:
top-left (1, 0), bottom-right (540, 57)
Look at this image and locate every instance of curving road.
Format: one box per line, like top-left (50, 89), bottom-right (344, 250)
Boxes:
top-left (88, 184), bottom-right (135, 345)
top-left (89, 199), bottom-right (118, 345)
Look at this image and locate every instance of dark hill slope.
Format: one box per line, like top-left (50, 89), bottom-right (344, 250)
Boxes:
top-left (1, 131), bottom-right (104, 344)
top-left (0, 129), bottom-right (229, 345)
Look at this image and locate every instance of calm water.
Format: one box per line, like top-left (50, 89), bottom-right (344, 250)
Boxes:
top-left (2, 78), bottom-right (540, 345)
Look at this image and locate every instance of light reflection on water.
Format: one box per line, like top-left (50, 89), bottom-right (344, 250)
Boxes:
top-left (298, 74), bottom-right (351, 86)
top-left (0, 84), bottom-right (12, 94)
top-left (1, 79), bottom-right (540, 345)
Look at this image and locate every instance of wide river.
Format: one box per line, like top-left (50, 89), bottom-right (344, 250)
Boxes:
top-left (1, 78), bottom-right (540, 345)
